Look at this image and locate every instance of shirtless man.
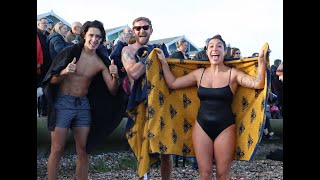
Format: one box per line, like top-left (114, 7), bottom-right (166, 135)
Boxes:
top-left (43, 20), bottom-right (119, 180)
top-left (121, 16), bottom-right (172, 180)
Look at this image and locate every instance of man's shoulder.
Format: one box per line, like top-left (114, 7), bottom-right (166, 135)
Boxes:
top-left (122, 45), bottom-right (129, 50)
top-left (122, 45), bottom-right (136, 54)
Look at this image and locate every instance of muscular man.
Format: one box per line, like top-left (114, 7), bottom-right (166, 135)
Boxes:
top-left (42, 20), bottom-right (121, 180)
top-left (121, 17), bottom-right (172, 179)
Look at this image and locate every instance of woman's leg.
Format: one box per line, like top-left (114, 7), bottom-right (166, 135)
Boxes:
top-left (213, 124), bottom-right (236, 180)
top-left (192, 121), bottom-right (214, 180)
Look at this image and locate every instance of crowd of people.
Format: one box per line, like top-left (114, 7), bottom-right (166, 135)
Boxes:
top-left (37, 16), bottom-right (283, 180)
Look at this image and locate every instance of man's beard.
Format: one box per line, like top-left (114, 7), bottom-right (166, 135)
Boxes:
top-left (136, 36), bottom-right (150, 45)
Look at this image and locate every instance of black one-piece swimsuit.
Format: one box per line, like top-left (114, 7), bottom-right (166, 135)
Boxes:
top-left (196, 68), bottom-right (235, 141)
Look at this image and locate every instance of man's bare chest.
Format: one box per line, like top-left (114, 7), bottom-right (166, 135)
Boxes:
top-left (75, 56), bottom-right (103, 77)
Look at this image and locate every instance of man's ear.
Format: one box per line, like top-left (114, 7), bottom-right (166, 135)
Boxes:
top-left (150, 27), bottom-right (153, 35)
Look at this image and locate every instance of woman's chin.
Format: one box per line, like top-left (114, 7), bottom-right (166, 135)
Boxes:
top-left (209, 59), bottom-right (222, 65)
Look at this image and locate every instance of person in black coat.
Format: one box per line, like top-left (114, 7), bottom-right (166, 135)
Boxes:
top-left (42, 20), bottom-right (126, 179)
top-left (170, 38), bottom-right (190, 59)
top-left (192, 38), bottom-right (210, 61)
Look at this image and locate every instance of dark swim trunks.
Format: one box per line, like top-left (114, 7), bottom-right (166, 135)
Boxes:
top-left (54, 94), bottom-right (91, 128)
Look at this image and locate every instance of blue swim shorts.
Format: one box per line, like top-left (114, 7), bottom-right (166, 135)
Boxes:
top-left (54, 94), bottom-right (92, 128)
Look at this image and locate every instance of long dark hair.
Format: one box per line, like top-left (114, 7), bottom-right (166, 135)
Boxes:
top-left (79, 20), bottom-right (106, 44)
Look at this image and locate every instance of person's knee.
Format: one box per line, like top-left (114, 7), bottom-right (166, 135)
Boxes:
top-left (51, 144), bottom-right (65, 155)
top-left (216, 167), bottom-right (230, 179)
top-left (216, 172), bottom-right (229, 180)
top-left (76, 146), bottom-right (89, 159)
top-left (199, 168), bottom-right (213, 179)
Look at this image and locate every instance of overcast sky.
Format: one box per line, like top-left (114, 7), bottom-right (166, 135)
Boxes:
top-left (37, 0), bottom-right (283, 64)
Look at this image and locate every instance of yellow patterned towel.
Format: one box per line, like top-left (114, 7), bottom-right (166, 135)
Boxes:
top-left (126, 43), bottom-right (271, 177)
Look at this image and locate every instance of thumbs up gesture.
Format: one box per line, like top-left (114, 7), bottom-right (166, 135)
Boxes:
top-left (66, 57), bottom-right (77, 73)
top-left (109, 59), bottom-right (119, 79)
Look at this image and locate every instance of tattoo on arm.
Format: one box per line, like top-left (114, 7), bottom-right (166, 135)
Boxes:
top-left (241, 76), bottom-right (255, 88)
top-left (255, 74), bottom-right (261, 82)
top-left (122, 52), bottom-right (135, 63)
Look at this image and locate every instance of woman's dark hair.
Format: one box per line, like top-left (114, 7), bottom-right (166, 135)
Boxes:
top-left (207, 34), bottom-right (226, 50)
top-left (79, 20), bottom-right (106, 44)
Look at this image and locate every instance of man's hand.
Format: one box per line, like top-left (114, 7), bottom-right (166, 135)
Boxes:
top-left (109, 60), bottom-right (119, 79)
top-left (61, 57), bottom-right (77, 75)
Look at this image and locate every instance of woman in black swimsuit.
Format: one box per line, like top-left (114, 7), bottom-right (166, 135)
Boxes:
top-left (157, 34), bottom-right (267, 180)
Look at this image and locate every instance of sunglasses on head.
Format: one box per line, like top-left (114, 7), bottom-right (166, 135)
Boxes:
top-left (133, 25), bottom-right (151, 31)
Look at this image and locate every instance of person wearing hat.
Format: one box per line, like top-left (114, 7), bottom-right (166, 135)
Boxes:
top-left (46, 18), bottom-right (54, 33)
top-left (192, 38), bottom-right (210, 61)
top-left (276, 62), bottom-right (283, 81)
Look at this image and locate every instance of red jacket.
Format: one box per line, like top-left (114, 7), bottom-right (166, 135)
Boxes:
top-left (37, 35), bottom-right (43, 75)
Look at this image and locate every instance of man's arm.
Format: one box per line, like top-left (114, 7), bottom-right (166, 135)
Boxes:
top-left (101, 60), bottom-right (119, 95)
top-left (121, 47), bottom-right (146, 80)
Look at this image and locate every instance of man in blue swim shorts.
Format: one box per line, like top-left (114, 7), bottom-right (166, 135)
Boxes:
top-left (42, 20), bottom-right (123, 180)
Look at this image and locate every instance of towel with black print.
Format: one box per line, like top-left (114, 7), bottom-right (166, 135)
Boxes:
top-left (126, 43), bottom-right (271, 177)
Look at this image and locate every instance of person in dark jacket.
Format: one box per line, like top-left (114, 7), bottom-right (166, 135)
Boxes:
top-left (37, 17), bottom-right (52, 116)
top-left (46, 22), bottom-right (73, 61)
top-left (110, 27), bottom-right (134, 79)
top-left (42, 20), bottom-right (126, 180)
top-left (192, 38), bottom-right (210, 61)
top-left (272, 59), bottom-right (283, 115)
top-left (66, 21), bottom-right (83, 43)
top-left (46, 18), bottom-right (54, 33)
top-left (266, 62), bottom-right (283, 162)
top-left (170, 38), bottom-right (190, 59)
